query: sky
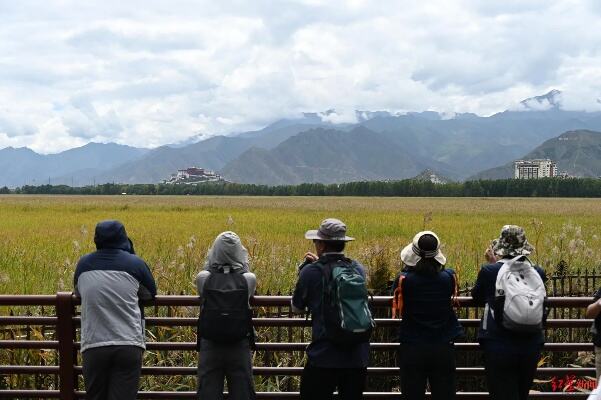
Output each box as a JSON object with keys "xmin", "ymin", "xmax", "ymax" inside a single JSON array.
[{"xmin": 1, "ymin": 0, "xmax": 601, "ymax": 153}]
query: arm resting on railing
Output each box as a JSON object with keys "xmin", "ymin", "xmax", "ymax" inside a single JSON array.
[{"xmin": 586, "ymin": 292, "xmax": 601, "ymax": 319}]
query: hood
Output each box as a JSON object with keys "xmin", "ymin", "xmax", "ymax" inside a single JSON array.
[
  {"xmin": 94, "ymin": 220, "xmax": 132, "ymax": 252},
  {"xmin": 204, "ymin": 231, "xmax": 250, "ymax": 273}
]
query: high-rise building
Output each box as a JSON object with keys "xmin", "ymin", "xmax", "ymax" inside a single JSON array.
[{"xmin": 514, "ymin": 159, "xmax": 557, "ymax": 179}]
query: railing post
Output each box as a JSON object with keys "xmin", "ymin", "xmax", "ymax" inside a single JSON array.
[{"xmin": 56, "ymin": 292, "xmax": 76, "ymax": 400}]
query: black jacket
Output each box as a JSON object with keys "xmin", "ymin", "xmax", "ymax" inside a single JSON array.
[{"xmin": 392, "ymin": 268, "xmax": 464, "ymax": 344}]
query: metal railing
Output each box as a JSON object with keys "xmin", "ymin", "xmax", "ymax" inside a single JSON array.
[{"xmin": 0, "ymin": 294, "xmax": 596, "ymax": 399}]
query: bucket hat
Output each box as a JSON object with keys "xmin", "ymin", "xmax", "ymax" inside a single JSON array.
[
  {"xmin": 305, "ymin": 218, "xmax": 355, "ymax": 241},
  {"xmin": 492, "ymin": 225, "xmax": 534, "ymax": 257},
  {"xmin": 400, "ymin": 231, "xmax": 447, "ymax": 267}
]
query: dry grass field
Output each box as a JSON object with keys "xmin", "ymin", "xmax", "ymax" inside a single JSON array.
[
  {"xmin": 1, "ymin": 195, "xmax": 601, "ymax": 295},
  {"xmin": 2, "ymin": 195, "xmax": 600, "ymax": 392}
]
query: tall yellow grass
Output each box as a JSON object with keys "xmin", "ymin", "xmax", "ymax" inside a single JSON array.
[{"xmin": 2, "ymin": 195, "xmax": 601, "ymax": 296}]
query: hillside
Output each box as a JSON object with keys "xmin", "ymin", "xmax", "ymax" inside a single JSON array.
[
  {"xmin": 70, "ymin": 122, "xmax": 331, "ymax": 184},
  {"xmin": 0, "ymin": 143, "xmax": 148, "ymax": 187},
  {"xmin": 220, "ymin": 126, "xmax": 447, "ymax": 185},
  {"xmin": 472, "ymin": 130, "xmax": 601, "ymax": 179},
  {"xmin": 361, "ymin": 111, "xmax": 601, "ymax": 178}
]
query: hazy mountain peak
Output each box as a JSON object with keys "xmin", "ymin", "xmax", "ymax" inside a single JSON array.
[
  {"xmin": 519, "ymin": 89, "xmax": 562, "ymax": 111},
  {"xmin": 0, "ymin": 146, "xmax": 39, "ymax": 156}
]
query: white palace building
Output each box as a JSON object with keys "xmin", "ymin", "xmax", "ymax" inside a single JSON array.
[{"xmin": 513, "ymin": 159, "xmax": 558, "ymax": 179}]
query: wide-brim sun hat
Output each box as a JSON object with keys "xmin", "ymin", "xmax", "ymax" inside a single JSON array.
[
  {"xmin": 305, "ymin": 218, "xmax": 355, "ymax": 241},
  {"xmin": 400, "ymin": 231, "xmax": 447, "ymax": 267},
  {"xmin": 492, "ymin": 225, "xmax": 534, "ymax": 257}
]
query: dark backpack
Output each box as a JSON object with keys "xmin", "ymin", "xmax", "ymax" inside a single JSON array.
[
  {"xmin": 318, "ymin": 257, "xmax": 375, "ymax": 346},
  {"xmin": 197, "ymin": 271, "xmax": 253, "ymax": 346}
]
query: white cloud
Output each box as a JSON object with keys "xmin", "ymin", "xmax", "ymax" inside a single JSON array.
[
  {"xmin": 0, "ymin": 0, "xmax": 600, "ymax": 152},
  {"xmin": 319, "ymin": 110, "xmax": 359, "ymax": 124}
]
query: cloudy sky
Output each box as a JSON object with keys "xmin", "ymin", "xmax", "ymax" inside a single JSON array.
[{"xmin": 1, "ymin": 0, "xmax": 601, "ymax": 153}]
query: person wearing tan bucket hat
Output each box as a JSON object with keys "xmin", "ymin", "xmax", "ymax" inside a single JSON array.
[
  {"xmin": 391, "ymin": 231, "xmax": 464, "ymax": 400},
  {"xmin": 472, "ymin": 225, "xmax": 547, "ymax": 400},
  {"xmin": 292, "ymin": 218, "xmax": 373, "ymax": 400}
]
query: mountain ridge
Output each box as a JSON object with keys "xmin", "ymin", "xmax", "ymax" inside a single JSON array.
[{"xmin": 4, "ymin": 91, "xmax": 601, "ymax": 186}]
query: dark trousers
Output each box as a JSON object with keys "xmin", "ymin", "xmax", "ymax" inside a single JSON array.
[
  {"xmin": 483, "ymin": 349, "xmax": 541, "ymax": 400},
  {"xmin": 399, "ymin": 343, "xmax": 456, "ymax": 400},
  {"xmin": 197, "ymin": 338, "xmax": 256, "ymax": 400},
  {"xmin": 82, "ymin": 345, "xmax": 143, "ymax": 400},
  {"xmin": 300, "ymin": 364, "xmax": 367, "ymax": 400}
]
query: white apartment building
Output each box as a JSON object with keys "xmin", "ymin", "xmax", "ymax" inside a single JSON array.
[{"xmin": 514, "ymin": 159, "xmax": 557, "ymax": 179}]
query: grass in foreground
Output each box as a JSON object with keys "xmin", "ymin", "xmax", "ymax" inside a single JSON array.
[{"xmin": 1, "ymin": 195, "xmax": 600, "ymax": 295}]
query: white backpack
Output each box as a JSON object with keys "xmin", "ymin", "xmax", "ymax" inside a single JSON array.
[{"xmin": 494, "ymin": 255, "xmax": 546, "ymax": 332}]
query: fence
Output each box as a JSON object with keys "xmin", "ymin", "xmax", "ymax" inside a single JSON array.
[
  {"xmin": 456, "ymin": 270, "xmax": 601, "ymax": 297},
  {"xmin": 0, "ymin": 294, "xmax": 597, "ymax": 399}
]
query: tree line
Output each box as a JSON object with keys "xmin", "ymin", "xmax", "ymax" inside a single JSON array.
[{"xmin": 2, "ymin": 177, "xmax": 601, "ymax": 197}]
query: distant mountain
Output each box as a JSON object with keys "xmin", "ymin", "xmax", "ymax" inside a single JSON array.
[
  {"xmin": 471, "ymin": 130, "xmax": 601, "ymax": 179},
  {"xmin": 80, "ymin": 122, "xmax": 336, "ymax": 184},
  {"xmin": 519, "ymin": 89, "xmax": 562, "ymax": 110},
  {"xmin": 0, "ymin": 143, "xmax": 148, "ymax": 187},
  {"xmin": 87, "ymin": 136, "xmax": 253, "ymax": 184},
  {"xmin": 4, "ymin": 91, "xmax": 601, "ymax": 186},
  {"xmin": 220, "ymin": 127, "xmax": 451, "ymax": 185},
  {"xmin": 359, "ymin": 99, "xmax": 601, "ymax": 178}
]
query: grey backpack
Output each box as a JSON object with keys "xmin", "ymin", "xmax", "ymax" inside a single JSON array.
[{"xmin": 494, "ymin": 255, "xmax": 546, "ymax": 332}]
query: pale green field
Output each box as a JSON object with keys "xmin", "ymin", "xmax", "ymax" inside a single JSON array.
[{"xmin": 1, "ymin": 195, "xmax": 601, "ymax": 295}]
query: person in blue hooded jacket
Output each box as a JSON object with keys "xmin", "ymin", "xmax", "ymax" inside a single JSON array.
[
  {"xmin": 74, "ymin": 220, "xmax": 156, "ymax": 400},
  {"xmin": 392, "ymin": 231, "xmax": 464, "ymax": 400},
  {"xmin": 471, "ymin": 225, "xmax": 547, "ymax": 400}
]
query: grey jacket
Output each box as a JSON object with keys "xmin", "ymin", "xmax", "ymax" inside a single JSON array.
[{"xmin": 74, "ymin": 221, "xmax": 156, "ymax": 352}]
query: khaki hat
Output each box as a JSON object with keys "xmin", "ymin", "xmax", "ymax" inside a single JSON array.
[
  {"xmin": 400, "ymin": 231, "xmax": 447, "ymax": 267},
  {"xmin": 492, "ymin": 225, "xmax": 534, "ymax": 257},
  {"xmin": 305, "ymin": 218, "xmax": 355, "ymax": 241}
]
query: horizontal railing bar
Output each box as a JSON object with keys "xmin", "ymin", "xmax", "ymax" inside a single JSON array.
[
  {"xmin": 0, "ymin": 340, "xmax": 592, "ymax": 352},
  {"xmin": 145, "ymin": 342, "xmax": 594, "ymax": 352},
  {"xmin": 0, "ymin": 340, "xmax": 59, "ymax": 349},
  {"xmin": 0, "ymin": 391, "xmax": 588, "ymax": 400},
  {"xmin": 4, "ymin": 365, "xmax": 592, "ymax": 377},
  {"xmin": 0, "ymin": 316, "xmax": 57, "ymax": 325},
  {"xmin": 0, "ymin": 390, "xmax": 60, "ymax": 398},
  {"xmin": 153, "ymin": 295, "xmax": 596, "ymax": 308},
  {"xmin": 138, "ymin": 317, "xmax": 593, "ymax": 328},
  {"xmin": 0, "ymin": 315, "xmax": 593, "ymax": 328},
  {"xmin": 0, "ymin": 295, "xmax": 57, "ymax": 306},
  {"xmin": 0, "ymin": 295, "xmax": 595, "ymax": 308},
  {"xmin": 0, "ymin": 365, "xmax": 59, "ymax": 373},
  {"xmin": 24, "ymin": 366, "xmax": 585, "ymax": 377},
  {"xmin": 73, "ymin": 392, "xmax": 590, "ymax": 399}
]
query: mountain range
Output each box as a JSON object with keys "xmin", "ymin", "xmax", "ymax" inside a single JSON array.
[
  {"xmin": 221, "ymin": 126, "xmax": 440, "ymax": 185},
  {"xmin": 3, "ymin": 90, "xmax": 601, "ymax": 187}
]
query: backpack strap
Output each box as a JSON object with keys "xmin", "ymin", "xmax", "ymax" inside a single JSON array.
[
  {"xmin": 316, "ymin": 256, "xmax": 353, "ymax": 283},
  {"xmin": 392, "ymin": 273, "xmax": 406, "ymax": 319},
  {"xmin": 502, "ymin": 255, "xmax": 531, "ymax": 268}
]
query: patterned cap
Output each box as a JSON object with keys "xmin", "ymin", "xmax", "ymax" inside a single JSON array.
[{"xmin": 492, "ymin": 225, "xmax": 534, "ymax": 257}]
